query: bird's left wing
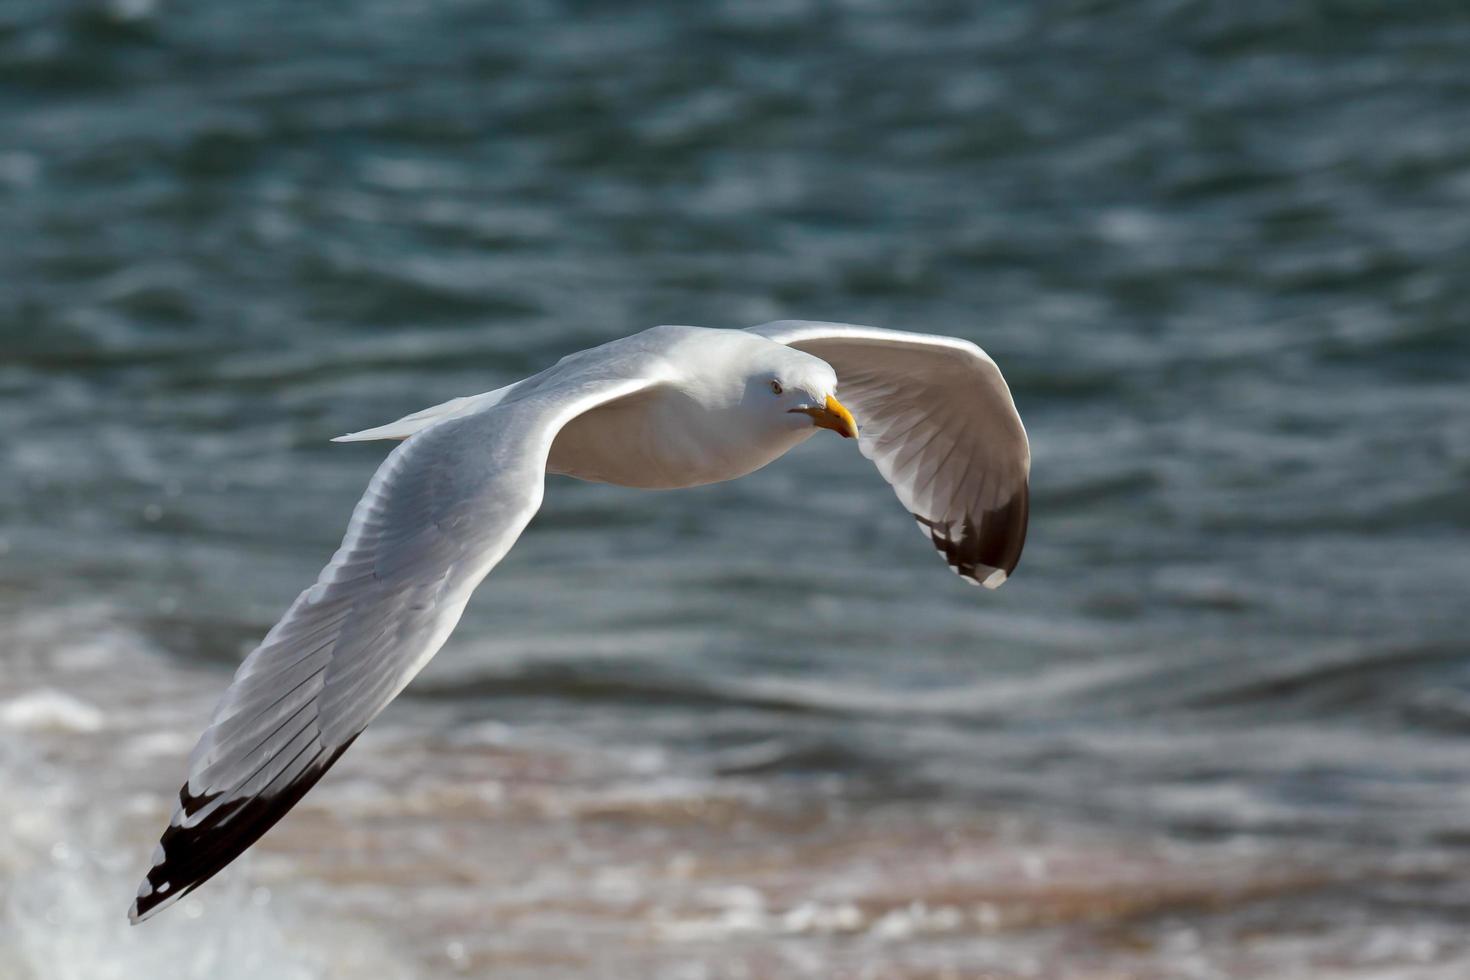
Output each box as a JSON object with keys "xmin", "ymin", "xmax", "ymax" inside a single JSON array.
[
  {"xmin": 749, "ymin": 320, "xmax": 1029, "ymax": 588},
  {"xmin": 130, "ymin": 375, "xmax": 658, "ymax": 923}
]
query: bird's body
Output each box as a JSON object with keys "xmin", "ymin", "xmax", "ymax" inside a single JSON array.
[
  {"xmin": 543, "ymin": 326, "xmax": 833, "ymax": 488},
  {"xmin": 129, "ymin": 321, "xmax": 1030, "ymax": 924}
]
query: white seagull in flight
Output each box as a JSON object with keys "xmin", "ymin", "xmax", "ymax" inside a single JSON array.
[{"xmin": 129, "ymin": 320, "xmax": 1030, "ymax": 923}]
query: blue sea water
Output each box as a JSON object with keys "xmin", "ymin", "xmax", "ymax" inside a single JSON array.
[{"xmin": 2, "ymin": 1, "xmax": 1469, "ymax": 976}]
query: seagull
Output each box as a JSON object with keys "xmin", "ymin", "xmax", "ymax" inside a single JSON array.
[{"xmin": 128, "ymin": 320, "xmax": 1030, "ymax": 923}]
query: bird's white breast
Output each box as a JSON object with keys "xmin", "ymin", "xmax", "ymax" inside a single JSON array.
[{"xmin": 546, "ymin": 384, "xmax": 813, "ymax": 490}]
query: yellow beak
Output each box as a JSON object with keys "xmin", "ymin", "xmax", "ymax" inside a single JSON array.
[{"xmin": 791, "ymin": 395, "xmax": 859, "ymax": 439}]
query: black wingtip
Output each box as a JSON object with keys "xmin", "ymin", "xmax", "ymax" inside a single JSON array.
[
  {"xmin": 128, "ymin": 736, "xmax": 359, "ymax": 924},
  {"xmin": 914, "ymin": 482, "xmax": 1029, "ymax": 587},
  {"xmin": 981, "ymin": 484, "xmax": 1029, "ymax": 576}
]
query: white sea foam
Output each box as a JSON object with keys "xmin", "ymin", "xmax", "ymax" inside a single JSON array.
[
  {"xmin": 0, "ymin": 615, "xmax": 416, "ymax": 980},
  {"xmin": 0, "ymin": 689, "xmax": 106, "ymax": 734}
]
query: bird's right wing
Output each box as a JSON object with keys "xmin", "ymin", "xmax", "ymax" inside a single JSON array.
[{"xmin": 130, "ymin": 375, "xmax": 658, "ymax": 923}]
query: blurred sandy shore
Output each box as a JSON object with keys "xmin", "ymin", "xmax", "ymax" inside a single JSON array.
[{"xmin": 4, "ymin": 610, "xmax": 1469, "ymax": 980}]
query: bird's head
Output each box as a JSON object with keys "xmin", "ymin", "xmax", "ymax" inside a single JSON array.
[{"xmin": 742, "ymin": 348, "xmax": 858, "ymax": 440}]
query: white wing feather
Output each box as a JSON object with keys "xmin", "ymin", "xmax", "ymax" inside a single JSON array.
[
  {"xmin": 749, "ymin": 320, "xmax": 1030, "ymax": 587},
  {"xmin": 130, "ymin": 374, "xmax": 657, "ymax": 923}
]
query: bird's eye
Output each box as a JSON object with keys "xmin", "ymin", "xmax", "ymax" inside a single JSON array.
[{"xmin": 770, "ymin": 380, "xmax": 783, "ymax": 395}]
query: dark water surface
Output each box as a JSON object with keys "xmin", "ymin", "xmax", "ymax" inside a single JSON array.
[{"xmin": 3, "ymin": 2, "xmax": 1470, "ymax": 977}]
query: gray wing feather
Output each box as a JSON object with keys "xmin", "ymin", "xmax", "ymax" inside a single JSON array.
[
  {"xmin": 130, "ymin": 374, "xmax": 657, "ymax": 923},
  {"xmin": 750, "ymin": 320, "xmax": 1030, "ymax": 588}
]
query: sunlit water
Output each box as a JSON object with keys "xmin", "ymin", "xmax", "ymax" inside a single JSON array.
[{"xmin": 3, "ymin": 1, "xmax": 1470, "ymax": 976}]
